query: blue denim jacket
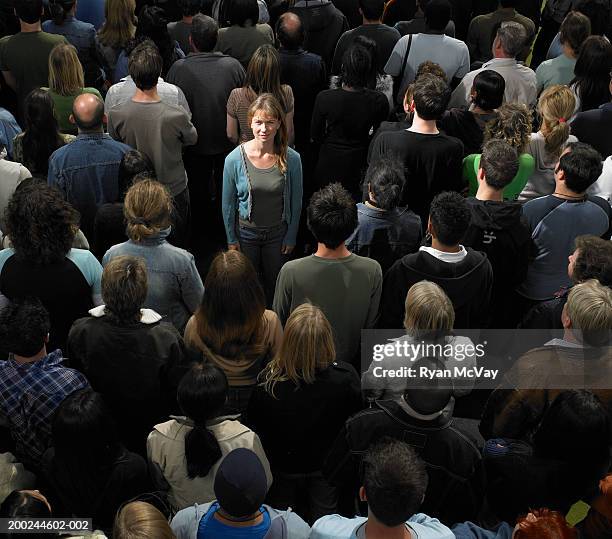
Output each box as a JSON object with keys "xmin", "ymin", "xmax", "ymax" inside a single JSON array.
[
  {"xmin": 0, "ymin": 108, "xmax": 21, "ymax": 160},
  {"xmin": 47, "ymin": 133, "xmax": 131, "ymax": 237},
  {"xmin": 102, "ymin": 228, "xmax": 204, "ymax": 332}
]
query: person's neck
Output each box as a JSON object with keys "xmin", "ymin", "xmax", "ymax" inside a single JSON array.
[
  {"xmin": 362, "ymin": 17, "xmax": 381, "ymax": 25},
  {"xmin": 247, "ymin": 137, "xmax": 275, "ymax": 156},
  {"xmin": 562, "ymin": 43, "xmax": 577, "ymax": 59},
  {"xmin": 562, "ymin": 328, "xmax": 581, "ymax": 345},
  {"xmin": 364, "ymin": 518, "xmax": 412, "ymax": 539},
  {"xmin": 409, "ymin": 113, "xmax": 438, "ymax": 134},
  {"xmin": 470, "ymin": 104, "xmax": 491, "ymax": 115},
  {"xmin": 497, "ymin": 6, "xmax": 515, "ymax": 12},
  {"xmin": 182, "ymin": 14, "xmax": 194, "ymax": 23},
  {"xmin": 493, "ymin": 51, "xmax": 514, "ymax": 60},
  {"xmin": 553, "ymin": 184, "xmax": 585, "ymax": 200},
  {"xmin": 216, "ymin": 507, "xmax": 262, "ymax": 524},
  {"xmin": 132, "ymin": 87, "xmax": 161, "ymax": 102},
  {"xmin": 365, "ymin": 200, "xmax": 384, "ymax": 211},
  {"xmin": 342, "ymin": 83, "xmax": 362, "ymax": 92},
  {"xmin": 14, "ymin": 346, "xmax": 47, "ymax": 364},
  {"xmin": 476, "ymin": 182, "xmax": 504, "ymax": 201},
  {"xmin": 315, "ymin": 242, "xmax": 351, "ymax": 259},
  {"xmin": 431, "ymin": 237, "xmax": 461, "ymax": 253},
  {"xmin": 78, "ymin": 126, "xmax": 104, "ymax": 136},
  {"xmin": 20, "ymin": 20, "xmax": 41, "ymax": 33}
]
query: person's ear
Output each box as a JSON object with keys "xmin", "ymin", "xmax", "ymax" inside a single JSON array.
[
  {"xmin": 188, "ymin": 34, "xmax": 195, "ymax": 53},
  {"xmin": 427, "ymin": 216, "xmax": 433, "ymax": 236},
  {"xmin": 561, "ymin": 304, "xmax": 572, "ymax": 329},
  {"xmin": 477, "ymin": 166, "xmax": 485, "ymax": 183},
  {"xmin": 44, "ymin": 333, "xmax": 49, "ymax": 344},
  {"xmin": 69, "ymin": 114, "xmax": 76, "ymax": 125},
  {"xmin": 409, "ymin": 99, "xmax": 416, "ymax": 113},
  {"xmin": 359, "ymin": 486, "xmax": 367, "ymax": 502},
  {"xmin": 102, "ymin": 113, "xmax": 108, "ymax": 125}
]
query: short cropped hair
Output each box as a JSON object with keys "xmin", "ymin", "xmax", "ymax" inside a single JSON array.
[
  {"xmin": 412, "ymin": 74, "xmax": 451, "ymax": 121},
  {"xmin": 424, "ymin": 0, "xmax": 451, "ymax": 32},
  {"xmin": 429, "ymin": 191, "xmax": 471, "ymax": 246},
  {"xmin": 359, "ymin": 0, "xmax": 385, "ymax": 21},
  {"xmin": 275, "ymin": 13, "xmax": 304, "ymax": 50},
  {"xmin": 480, "ymin": 139, "xmax": 519, "ymax": 190},
  {"xmin": 178, "ymin": 0, "xmax": 202, "ymax": 17},
  {"xmin": 72, "ymin": 95, "xmax": 105, "ymax": 130},
  {"xmin": 574, "ymin": 235, "xmax": 612, "ymax": 285},
  {"xmin": 0, "ymin": 298, "xmax": 50, "ymax": 357},
  {"xmin": 560, "ymin": 11, "xmax": 591, "ymax": 53},
  {"xmin": 362, "ymin": 439, "xmax": 428, "ymax": 526},
  {"xmin": 16, "ymin": 0, "xmax": 43, "ymax": 23},
  {"xmin": 190, "ymin": 14, "xmax": 218, "ymax": 52},
  {"xmin": 495, "ymin": 21, "xmax": 526, "ymax": 58},
  {"xmin": 366, "ymin": 159, "xmax": 405, "ymax": 210},
  {"xmin": 559, "ymin": 142, "xmax": 603, "ymax": 194},
  {"xmin": 128, "ymin": 40, "xmax": 162, "ymax": 90},
  {"xmin": 566, "ymin": 279, "xmax": 612, "ymax": 346},
  {"xmin": 228, "ymin": 0, "xmax": 259, "ymax": 26},
  {"xmin": 307, "ymin": 183, "xmax": 358, "ymax": 249}
]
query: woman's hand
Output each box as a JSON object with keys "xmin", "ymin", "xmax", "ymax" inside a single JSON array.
[
  {"xmin": 281, "ymin": 245, "xmax": 294, "ymax": 255},
  {"xmin": 228, "ymin": 243, "xmax": 241, "ymax": 251}
]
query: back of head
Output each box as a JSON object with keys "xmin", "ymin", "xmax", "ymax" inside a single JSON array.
[
  {"xmin": 245, "ymin": 45, "xmax": 285, "ymax": 108},
  {"xmin": 566, "ymin": 278, "xmax": 612, "ymax": 346},
  {"xmin": 499, "ymin": 0, "xmax": 518, "ymax": 6},
  {"xmin": 403, "ymin": 356, "xmax": 454, "ymax": 414},
  {"xmin": 0, "ymin": 490, "xmax": 54, "ymax": 538},
  {"xmin": 366, "ymin": 159, "xmax": 405, "ymax": 210},
  {"xmin": 124, "ymin": 179, "xmax": 172, "ymax": 242},
  {"xmin": 307, "ymin": 182, "xmax": 358, "ymax": 248},
  {"xmin": 214, "ymin": 448, "xmax": 268, "ymax": 518},
  {"xmin": 362, "ymin": 438, "xmax": 428, "ymax": 526},
  {"xmin": 16, "ymin": 0, "xmax": 43, "ymax": 23},
  {"xmin": 114, "ymin": 501, "xmax": 175, "ymax": 539},
  {"xmin": 495, "ymin": 21, "xmax": 526, "ymax": 58},
  {"xmin": 128, "ymin": 40, "xmax": 162, "ymax": 91},
  {"xmin": 228, "ymin": 0, "xmax": 259, "ymax": 27},
  {"xmin": 72, "ymin": 92, "xmax": 105, "ymax": 131},
  {"xmin": 480, "ymin": 139, "xmax": 519, "ymax": 190},
  {"xmin": 558, "ymin": 141, "xmax": 603, "ymax": 194},
  {"xmin": 412, "ymin": 74, "xmax": 451, "ymax": 121},
  {"xmin": 575, "ymin": 0, "xmax": 611, "ymax": 36},
  {"xmin": 275, "ymin": 12, "xmax": 304, "ymax": 50},
  {"xmin": 559, "ymin": 11, "xmax": 591, "ymax": 53},
  {"xmin": 102, "ymin": 255, "xmax": 148, "ymax": 324},
  {"xmin": 514, "ymin": 509, "xmax": 578, "ymax": 539},
  {"xmin": 415, "ymin": 60, "xmax": 448, "ymax": 83},
  {"xmin": 178, "ymin": 0, "xmax": 202, "ymax": 17},
  {"xmin": 49, "ymin": 43, "xmax": 84, "ymax": 96},
  {"xmin": 99, "ymin": 0, "xmax": 136, "ymax": 49},
  {"xmin": 5, "ymin": 181, "xmax": 79, "ymax": 265},
  {"xmin": 573, "ymin": 235, "xmax": 612, "ymax": 285},
  {"xmin": 48, "ymin": 0, "xmax": 75, "ymax": 25},
  {"xmin": 22, "ymin": 88, "xmax": 62, "ymax": 173},
  {"xmin": 484, "ymin": 102, "xmax": 532, "ymax": 153},
  {"xmin": 359, "ymin": 0, "xmax": 385, "ymax": 21},
  {"xmin": 190, "ymin": 14, "xmax": 218, "ymax": 52},
  {"xmin": 471, "ymin": 69, "xmax": 505, "ymax": 111},
  {"xmin": 135, "ymin": 5, "xmax": 170, "ymax": 43},
  {"xmin": 118, "ymin": 150, "xmax": 155, "ymax": 197},
  {"xmin": 0, "ymin": 299, "xmax": 50, "ymax": 358},
  {"xmin": 178, "ymin": 363, "xmax": 227, "ymax": 478},
  {"xmin": 424, "ymin": 0, "xmax": 451, "ymax": 32},
  {"xmin": 538, "ymin": 85, "xmax": 575, "ymax": 158},
  {"xmin": 340, "ymin": 42, "xmax": 373, "ymax": 88},
  {"xmin": 429, "ymin": 191, "xmax": 471, "ymax": 247},
  {"xmin": 403, "ymin": 280, "xmax": 455, "ymax": 337}
]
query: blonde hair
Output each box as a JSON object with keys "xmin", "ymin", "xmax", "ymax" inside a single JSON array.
[
  {"xmin": 260, "ymin": 303, "xmax": 335, "ymax": 397},
  {"xmin": 48, "ymin": 43, "xmax": 84, "ymax": 96},
  {"xmin": 114, "ymin": 501, "xmax": 175, "ymax": 539},
  {"xmin": 247, "ymin": 93, "xmax": 289, "ymax": 174},
  {"xmin": 98, "ymin": 0, "xmax": 136, "ymax": 48},
  {"xmin": 538, "ymin": 84, "xmax": 576, "ymax": 158},
  {"xmin": 484, "ymin": 102, "xmax": 532, "ymax": 153},
  {"xmin": 567, "ymin": 279, "xmax": 612, "ymax": 345},
  {"xmin": 124, "ymin": 179, "xmax": 172, "ymax": 242},
  {"xmin": 404, "ymin": 281, "xmax": 455, "ymax": 339}
]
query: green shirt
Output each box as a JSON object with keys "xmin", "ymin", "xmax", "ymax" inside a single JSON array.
[
  {"xmin": 43, "ymin": 87, "xmax": 103, "ymax": 134},
  {"xmin": 535, "ymin": 53, "xmax": 576, "ymax": 94},
  {"xmin": 463, "ymin": 153, "xmax": 535, "ymax": 200}
]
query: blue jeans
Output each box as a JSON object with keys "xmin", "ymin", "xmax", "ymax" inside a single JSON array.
[{"xmin": 239, "ymin": 222, "xmax": 287, "ymax": 307}]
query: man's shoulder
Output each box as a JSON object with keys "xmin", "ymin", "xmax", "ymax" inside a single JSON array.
[{"xmin": 311, "ymin": 515, "xmax": 365, "ymax": 539}]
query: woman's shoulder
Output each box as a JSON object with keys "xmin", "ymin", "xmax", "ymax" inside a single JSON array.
[{"xmin": 225, "ymin": 145, "xmax": 243, "ymax": 165}]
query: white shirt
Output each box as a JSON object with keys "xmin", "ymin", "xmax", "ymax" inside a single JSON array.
[
  {"xmin": 420, "ymin": 245, "xmax": 468, "ymax": 263},
  {"xmin": 589, "ymin": 156, "xmax": 612, "ymax": 205},
  {"xmin": 448, "ymin": 57, "xmax": 537, "ymax": 109}
]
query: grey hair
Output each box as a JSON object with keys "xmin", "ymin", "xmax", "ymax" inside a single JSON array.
[{"xmin": 496, "ymin": 21, "xmax": 526, "ymax": 58}]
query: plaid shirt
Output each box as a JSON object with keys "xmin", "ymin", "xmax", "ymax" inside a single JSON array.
[{"xmin": 0, "ymin": 350, "xmax": 89, "ymax": 468}]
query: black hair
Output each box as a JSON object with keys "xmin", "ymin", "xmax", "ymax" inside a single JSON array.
[
  {"xmin": 471, "ymin": 69, "xmax": 505, "ymax": 111},
  {"xmin": 307, "ymin": 183, "xmax": 358, "ymax": 249},
  {"xmin": 15, "ymin": 0, "xmax": 43, "ymax": 23},
  {"xmin": 0, "ymin": 490, "xmax": 53, "ymax": 539},
  {"xmin": 128, "ymin": 40, "xmax": 163, "ymax": 90},
  {"xmin": 359, "ymin": 0, "xmax": 384, "ymax": 21},
  {"xmin": 559, "ymin": 142, "xmax": 603, "ymax": 193},
  {"xmin": 5, "ymin": 181, "xmax": 79, "ymax": 265},
  {"xmin": 429, "ymin": 191, "xmax": 471, "ymax": 246},
  {"xmin": 480, "ymin": 139, "xmax": 519, "ymax": 190},
  {"xmin": 353, "ymin": 35, "xmax": 380, "ymax": 81},
  {"xmin": 179, "ymin": 364, "xmax": 228, "ymax": 479},
  {"xmin": 412, "ymin": 74, "xmax": 451, "ymax": 121},
  {"xmin": 48, "ymin": 0, "xmax": 75, "ymax": 25},
  {"xmin": 72, "ymin": 96, "xmax": 105, "ymax": 131},
  {"xmin": 362, "ymin": 438, "xmax": 428, "ymax": 526},
  {"xmin": 403, "ymin": 357, "xmax": 453, "ymax": 414},
  {"xmin": 190, "ymin": 13, "xmax": 218, "ymax": 52},
  {"xmin": 575, "ymin": 0, "xmax": 611, "ymax": 36},
  {"xmin": 228, "ymin": 0, "xmax": 259, "ymax": 27},
  {"xmin": 424, "ymin": 0, "xmax": 451, "ymax": 32},
  {"xmin": 559, "ymin": 11, "xmax": 591, "ymax": 53},
  {"xmin": 275, "ymin": 13, "xmax": 304, "ymax": 50},
  {"xmin": 366, "ymin": 159, "xmax": 405, "ymax": 210},
  {"xmin": 570, "ymin": 35, "xmax": 612, "ymax": 112},
  {"xmin": 118, "ymin": 150, "xmax": 155, "ymax": 198},
  {"xmin": 21, "ymin": 89, "xmax": 65, "ymax": 175},
  {"xmin": 340, "ymin": 42, "xmax": 373, "ymax": 89},
  {"xmin": 0, "ymin": 298, "xmax": 50, "ymax": 357},
  {"xmin": 499, "ymin": 0, "xmax": 518, "ymax": 6},
  {"xmin": 178, "ymin": 0, "xmax": 202, "ymax": 17}
]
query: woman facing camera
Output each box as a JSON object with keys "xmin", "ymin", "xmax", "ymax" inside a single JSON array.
[
  {"xmin": 222, "ymin": 93, "xmax": 302, "ymax": 305},
  {"xmin": 184, "ymin": 250, "xmax": 283, "ymax": 413}
]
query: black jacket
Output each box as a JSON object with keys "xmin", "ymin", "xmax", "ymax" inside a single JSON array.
[
  {"xmin": 378, "ymin": 247, "xmax": 493, "ymax": 329},
  {"xmin": 324, "ymin": 399, "xmax": 485, "ymax": 525},
  {"xmin": 463, "ymin": 198, "xmax": 532, "ymax": 328}
]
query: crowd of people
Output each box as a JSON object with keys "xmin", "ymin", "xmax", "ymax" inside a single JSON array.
[{"xmin": 1, "ymin": 0, "xmax": 612, "ymax": 536}]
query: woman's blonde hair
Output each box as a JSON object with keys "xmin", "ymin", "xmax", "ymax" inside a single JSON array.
[
  {"xmin": 260, "ymin": 303, "xmax": 335, "ymax": 397},
  {"xmin": 98, "ymin": 0, "xmax": 136, "ymax": 48},
  {"xmin": 48, "ymin": 43, "xmax": 84, "ymax": 96},
  {"xmin": 538, "ymin": 84, "xmax": 576, "ymax": 158},
  {"xmin": 484, "ymin": 102, "xmax": 532, "ymax": 153},
  {"xmin": 247, "ymin": 93, "xmax": 289, "ymax": 174},
  {"xmin": 404, "ymin": 281, "xmax": 455, "ymax": 339},
  {"xmin": 124, "ymin": 179, "xmax": 172, "ymax": 242},
  {"xmin": 114, "ymin": 501, "xmax": 175, "ymax": 539}
]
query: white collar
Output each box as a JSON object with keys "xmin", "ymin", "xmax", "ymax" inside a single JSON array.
[{"xmin": 88, "ymin": 305, "xmax": 162, "ymax": 324}]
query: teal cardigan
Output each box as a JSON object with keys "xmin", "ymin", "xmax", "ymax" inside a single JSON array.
[{"xmin": 222, "ymin": 145, "xmax": 303, "ymax": 246}]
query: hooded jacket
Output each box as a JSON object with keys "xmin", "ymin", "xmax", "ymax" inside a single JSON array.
[
  {"xmin": 378, "ymin": 247, "xmax": 493, "ymax": 329},
  {"xmin": 463, "ymin": 198, "xmax": 533, "ymax": 327}
]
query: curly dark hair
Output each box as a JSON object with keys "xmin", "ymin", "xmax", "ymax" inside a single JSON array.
[
  {"xmin": 429, "ymin": 191, "xmax": 471, "ymax": 246},
  {"xmin": 5, "ymin": 181, "xmax": 80, "ymax": 265}
]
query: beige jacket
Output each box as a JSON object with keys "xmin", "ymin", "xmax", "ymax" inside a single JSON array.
[{"xmin": 147, "ymin": 416, "xmax": 273, "ymax": 511}]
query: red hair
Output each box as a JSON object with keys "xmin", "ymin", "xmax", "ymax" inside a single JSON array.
[{"xmin": 514, "ymin": 509, "xmax": 577, "ymax": 539}]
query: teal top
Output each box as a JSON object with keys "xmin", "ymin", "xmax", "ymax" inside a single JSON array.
[
  {"xmin": 463, "ymin": 153, "xmax": 535, "ymax": 200},
  {"xmin": 535, "ymin": 53, "xmax": 576, "ymax": 94}
]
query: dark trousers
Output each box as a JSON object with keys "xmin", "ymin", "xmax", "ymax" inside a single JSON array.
[{"xmin": 168, "ymin": 187, "xmax": 190, "ymax": 249}]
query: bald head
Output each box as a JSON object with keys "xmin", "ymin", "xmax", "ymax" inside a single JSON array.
[
  {"xmin": 71, "ymin": 93, "xmax": 105, "ymax": 132},
  {"xmin": 276, "ymin": 12, "xmax": 304, "ymax": 50}
]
